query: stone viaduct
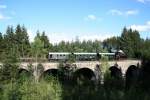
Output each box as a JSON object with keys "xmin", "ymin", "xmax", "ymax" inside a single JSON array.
[{"xmin": 19, "ymin": 60, "xmax": 141, "ymax": 80}]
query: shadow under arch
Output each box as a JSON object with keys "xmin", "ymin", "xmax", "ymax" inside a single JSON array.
[
  {"xmin": 109, "ymin": 66, "xmax": 122, "ymax": 79},
  {"xmin": 125, "ymin": 65, "xmax": 139, "ymax": 89},
  {"xmin": 43, "ymin": 69, "xmax": 59, "ymax": 77},
  {"xmin": 73, "ymin": 68, "xmax": 96, "ymax": 83},
  {"xmin": 104, "ymin": 66, "xmax": 124, "ymax": 89},
  {"xmin": 17, "ymin": 68, "xmax": 33, "ymax": 80},
  {"xmin": 40, "ymin": 68, "xmax": 59, "ymax": 81}
]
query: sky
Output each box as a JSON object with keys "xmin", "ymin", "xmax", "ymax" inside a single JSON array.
[{"xmin": 0, "ymin": 0, "xmax": 150, "ymax": 43}]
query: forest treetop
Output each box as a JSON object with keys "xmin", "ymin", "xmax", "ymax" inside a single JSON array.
[{"xmin": 0, "ymin": 25, "xmax": 150, "ymax": 59}]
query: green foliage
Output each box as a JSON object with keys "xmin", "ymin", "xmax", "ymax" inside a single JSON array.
[
  {"xmin": 1, "ymin": 82, "xmax": 22, "ymax": 100},
  {"xmin": 0, "ymin": 48, "xmax": 19, "ymax": 84},
  {"xmin": 0, "ymin": 63, "xmax": 19, "ymax": 84},
  {"xmin": 0, "ymin": 32, "xmax": 4, "ymax": 60},
  {"xmin": 68, "ymin": 53, "xmax": 76, "ymax": 63},
  {"xmin": 34, "ymin": 31, "xmax": 52, "ymax": 56},
  {"xmin": 1, "ymin": 25, "xmax": 149, "ymax": 60},
  {"xmin": 15, "ymin": 25, "xmax": 30, "ymax": 57},
  {"xmin": 103, "ymin": 27, "xmax": 143, "ymax": 58},
  {"xmin": 103, "ymin": 36, "xmax": 120, "ymax": 51},
  {"xmin": 120, "ymin": 28, "xmax": 141, "ymax": 58},
  {"xmin": 57, "ymin": 62, "xmax": 74, "ymax": 82},
  {"xmin": 31, "ymin": 36, "xmax": 45, "ymax": 58},
  {"xmin": 101, "ymin": 57, "xmax": 124, "ymax": 90},
  {"xmin": 104, "ymin": 70, "xmax": 124, "ymax": 90},
  {"xmin": 141, "ymin": 39, "xmax": 150, "ymax": 60},
  {"xmin": 3, "ymin": 25, "xmax": 30, "ymax": 58},
  {"xmin": 124, "ymin": 88, "xmax": 150, "ymax": 100},
  {"xmin": 37, "ymin": 63, "xmax": 44, "ymax": 74},
  {"xmin": 100, "ymin": 56, "xmax": 109, "ymax": 73},
  {"xmin": 62, "ymin": 79, "xmax": 150, "ymax": 100},
  {"xmin": 17, "ymin": 69, "xmax": 33, "ymax": 83},
  {"xmin": 1, "ymin": 25, "xmax": 150, "ymax": 100},
  {"xmin": 1, "ymin": 80, "xmax": 62, "ymax": 100},
  {"xmin": 52, "ymin": 39, "xmax": 105, "ymax": 53}
]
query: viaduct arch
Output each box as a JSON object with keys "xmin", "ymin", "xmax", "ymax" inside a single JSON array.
[{"xmin": 17, "ymin": 60, "xmax": 140, "ymax": 80}]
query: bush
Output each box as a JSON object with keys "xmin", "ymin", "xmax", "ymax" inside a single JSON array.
[{"xmin": 1, "ymin": 79, "xmax": 62, "ymax": 100}]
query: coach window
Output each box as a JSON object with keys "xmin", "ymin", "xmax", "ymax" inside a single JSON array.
[{"xmin": 49, "ymin": 54, "xmax": 52, "ymax": 58}]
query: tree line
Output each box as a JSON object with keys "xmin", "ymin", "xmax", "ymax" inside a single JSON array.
[
  {"xmin": 103, "ymin": 27, "xmax": 150, "ymax": 59},
  {"xmin": 0, "ymin": 24, "xmax": 150, "ymax": 100},
  {"xmin": 0, "ymin": 25, "xmax": 150, "ymax": 60}
]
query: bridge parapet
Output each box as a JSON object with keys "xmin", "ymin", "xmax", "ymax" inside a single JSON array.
[
  {"xmin": 20, "ymin": 62, "xmax": 59, "ymax": 71},
  {"xmin": 74, "ymin": 61, "xmax": 100, "ymax": 71}
]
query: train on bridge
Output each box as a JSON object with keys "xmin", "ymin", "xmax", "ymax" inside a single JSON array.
[
  {"xmin": 48, "ymin": 50, "xmax": 126, "ymax": 61},
  {"xmin": 48, "ymin": 52, "xmax": 114, "ymax": 61},
  {"xmin": 19, "ymin": 50, "xmax": 126, "ymax": 62}
]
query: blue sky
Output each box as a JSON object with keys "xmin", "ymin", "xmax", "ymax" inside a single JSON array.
[{"xmin": 0, "ymin": 0, "xmax": 150, "ymax": 43}]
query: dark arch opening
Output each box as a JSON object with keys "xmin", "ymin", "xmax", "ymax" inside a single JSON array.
[
  {"xmin": 43, "ymin": 69, "xmax": 59, "ymax": 77},
  {"xmin": 17, "ymin": 68, "xmax": 32, "ymax": 80},
  {"xmin": 40, "ymin": 69, "xmax": 59, "ymax": 81},
  {"xmin": 125, "ymin": 65, "xmax": 139, "ymax": 89},
  {"xmin": 109, "ymin": 66, "xmax": 122, "ymax": 79},
  {"xmin": 105, "ymin": 66, "xmax": 124, "ymax": 89},
  {"xmin": 73, "ymin": 68, "xmax": 95, "ymax": 82},
  {"xmin": 18, "ymin": 68, "xmax": 29, "ymax": 73},
  {"xmin": 126, "ymin": 65, "xmax": 138, "ymax": 77}
]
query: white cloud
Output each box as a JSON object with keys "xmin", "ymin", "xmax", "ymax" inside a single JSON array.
[
  {"xmin": 0, "ymin": 5, "xmax": 13, "ymax": 20},
  {"xmin": 137, "ymin": 0, "xmax": 145, "ymax": 3},
  {"xmin": 109, "ymin": 9, "xmax": 123, "ymax": 15},
  {"xmin": 47, "ymin": 32, "xmax": 115, "ymax": 44},
  {"xmin": 79, "ymin": 34, "xmax": 114, "ymax": 41},
  {"xmin": 136, "ymin": 0, "xmax": 150, "ymax": 3},
  {"xmin": 84, "ymin": 14, "xmax": 102, "ymax": 22},
  {"xmin": 129, "ymin": 21, "xmax": 150, "ymax": 32},
  {"xmin": 0, "ymin": 13, "xmax": 11, "ymax": 20},
  {"xmin": 48, "ymin": 32, "xmax": 75, "ymax": 44},
  {"xmin": 0, "ymin": 5, "xmax": 7, "ymax": 9},
  {"xmin": 27, "ymin": 31, "xmax": 76, "ymax": 43},
  {"xmin": 27, "ymin": 30, "xmax": 115, "ymax": 44},
  {"xmin": 0, "ymin": 14, "xmax": 4, "ymax": 19},
  {"xmin": 108, "ymin": 9, "xmax": 139, "ymax": 16},
  {"xmin": 84, "ymin": 14, "xmax": 101, "ymax": 21},
  {"xmin": 87, "ymin": 15, "xmax": 96, "ymax": 20},
  {"xmin": 125, "ymin": 10, "xmax": 138, "ymax": 16},
  {"xmin": 27, "ymin": 30, "xmax": 35, "ymax": 42}
]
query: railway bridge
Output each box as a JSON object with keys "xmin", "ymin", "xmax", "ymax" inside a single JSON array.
[{"xmin": 19, "ymin": 60, "xmax": 141, "ymax": 80}]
